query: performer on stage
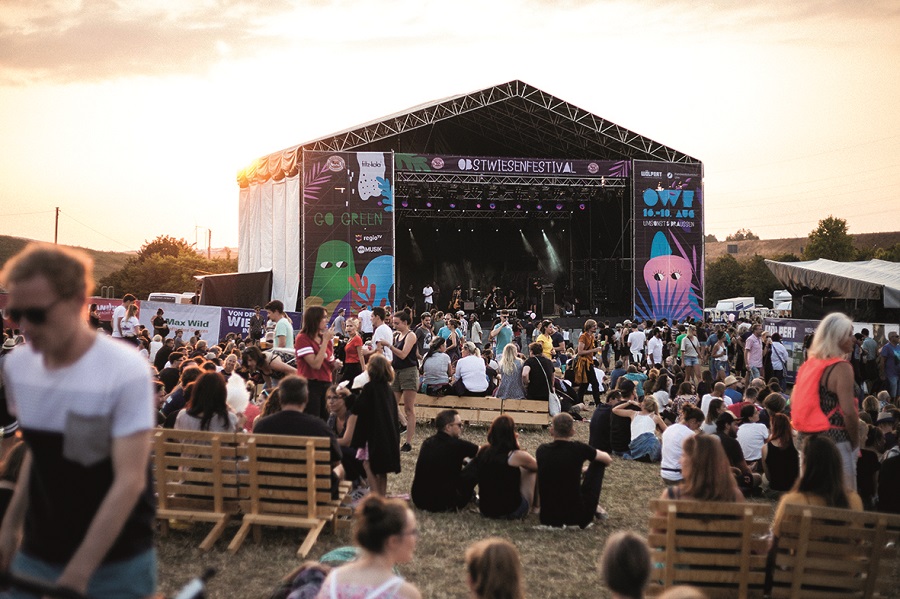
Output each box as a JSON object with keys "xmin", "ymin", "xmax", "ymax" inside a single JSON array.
[{"xmin": 449, "ymin": 285, "xmax": 463, "ymax": 311}]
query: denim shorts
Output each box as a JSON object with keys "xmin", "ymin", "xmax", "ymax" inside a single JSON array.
[
  {"xmin": 9, "ymin": 549, "xmax": 156, "ymax": 599},
  {"xmin": 683, "ymin": 356, "xmax": 699, "ymax": 366}
]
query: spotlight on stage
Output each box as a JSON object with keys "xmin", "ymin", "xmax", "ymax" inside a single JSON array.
[
  {"xmin": 401, "ymin": 201, "xmax": 409, "ymax": 208},
  {"xmin": 515, "ymin": 203, "xmax": 522, "ymax": 210},
  {"xmin": 426, "ymin": 201, "xmax": 433, "ymax": 208},
  {"xmin": 476, "ymin": 203, "xmax": 482, "ymax": 209},
  {"xmin": 536, "ymin": 204, "xmax": 543, "ymax": 210},
  {"xmin": 555, "ymin": 203, "xmax": 563, "ymax": 210},
  {"xmin": 578, "ymin": 203, "xmax": 586, "ymax": 210},
  {"xmin": 449, "ymin": 202, "xmax": 457, "ymax": 209},
  {"xmin": 489, "ymin": 203, "xmax": 496, "ymax": 209}
]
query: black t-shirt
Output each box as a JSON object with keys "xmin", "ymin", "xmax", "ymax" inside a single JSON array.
[
  {"xmin": 253, "ymin": 410, "xmax": 342, "ymax": 465},
  {"xmin": 415, "ymin": 326, "xmax": 433, "ymax": 357},
  {"xmin": 589, "ymin": 403, "xmax": 613, "ymax": 452},
  {"xmin": 536, "ymin": 440, "xmax": 597, "ymax": 527},
  {"xmin": 524, "ymin": 356, "xmax": 555, "ymax": 400},
  {"xmin": 610, "ymin": 401, "xmax": 639, "ymax": 453},
  {"xmin": 158, "ymin": 366, "xmax": 180, "ymax": 394},
  {"xmin": 411, "ymin": 431, "xmax": 478, "ymax": 512},
  {"xmin": 472, "ymin": 447, "xmax": 522, "ymax": 518},
  {"xmin": 551, "ymin": 331, "xmax": 565, "ymax": 352},
  {"xmin": 715, "ymin": 432, "xmax": 746, "ymax": 467}
]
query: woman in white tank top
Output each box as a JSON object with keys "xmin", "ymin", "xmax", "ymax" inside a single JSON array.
[{"xmin": 612, "ymin": 397, "xmax": 668, "ymax": 462}]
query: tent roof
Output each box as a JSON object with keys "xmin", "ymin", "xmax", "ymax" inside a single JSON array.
[
  {"xmin": 237, "ymin": 80, "xmax": 699, "ymax": 187},
  {"xmin": 764, "ymin": 259, "xmax": 900, "ymax": 308}
]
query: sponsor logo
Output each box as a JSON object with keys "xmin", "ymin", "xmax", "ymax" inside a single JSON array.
[
  {"xmin": 640, "ymin": 170, "xmax": 662, "ymax": 177},
  {"xmin": 431, "ymin": 157, "xmax": 444, "ymax": 169},
  {"xmin": 587, "ymin": 162, "xmax": 600, "ymax": 174},
  {"xmin": 326, "ymin": 155, "xmax": 345, "ymax": 172},
  {"xmin": 667, "ymin": 172, "xmax": 673, "ymax": 179},
  {"xmin": 360, "ymin": 159, "xmax": 382, "ymax": 168},
  {"xmin": 356, "ymin": 246, "xmax": 383, "ymax": 254}
]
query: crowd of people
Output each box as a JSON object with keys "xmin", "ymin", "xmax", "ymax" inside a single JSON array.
[{"xmin": 1, "ymin": 242, "xmax": 899, "ymax": 597}]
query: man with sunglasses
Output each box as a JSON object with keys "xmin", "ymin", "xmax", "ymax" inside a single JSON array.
[{"xmin": 0, "ymin": 243, "xmax": 156, "ymax": 598}]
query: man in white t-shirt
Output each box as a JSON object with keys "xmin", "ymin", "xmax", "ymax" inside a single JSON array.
[
  {"xmin": 422, "ymin": 284, "xmax": 434, "ymax": 311},
  {"xmin": 111, "ymin": 293, "xmax": 136, "ymax": 338},
  {"xmin": 627, "ymin": 325, "xmax": 647, "ymax": 365},
  {"xmin": 357, "ymin": 304, "xmax": 374, "ymax": 340},
  {"xmin": 0, "ymin": 243, "xmax": 156, "ymax": 597},
  {"xmin": 361, "ymin": 306, "xmax": 392, "ymax": 362},
  {"xmin": 646, "ymin": 328, "xmax": 664, "ymax": 366},
  {"xmin": 700, "ymin": 382, "xmax": 731, "ymax": 416},
  {"xmin": 736, "ymin": 404, "xmax": 768, "ymax": 464},
  {"xmin": 660, "ymin": 406, "xmax": 703, "ymax": 484}
]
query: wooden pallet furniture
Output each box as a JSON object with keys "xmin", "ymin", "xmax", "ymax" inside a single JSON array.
[
  {"xmin": 227, "ymin": 433, "xmax": 345, "ymax": 558},
  {"xmin": 501, "ymin": 398, "xmax": 552, "ymax": 426},
  {"xmin": 647, "ymin": 499, "xmax": 772, "ymax": 599},
  {"xmin": 768, "ymin": 503, "xmax": 900, "ymax": 599},
  {"xmin": 153, "ymin": 429, "xmax": 247, "ymax": 551},
  {"xmin": 408, "ymin": 394, "xmax": 550, "ymax": 426}
]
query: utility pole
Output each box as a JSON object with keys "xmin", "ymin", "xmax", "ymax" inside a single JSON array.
[
  {"xmin": 54, "ymin": 207, "xmax": 59, "ymax": 244},
  {"xmin": 207, "ymin": 228, "xmax": 212, "ymax": 259}
]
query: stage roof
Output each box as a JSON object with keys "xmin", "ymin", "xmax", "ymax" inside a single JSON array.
[
  {"xmin": 237, "ymin": 80, "xmax": 699, "ymax": 188},
  {"xmin": 765, "ymin": 259, "xmax": 900, "ymax": 309}
]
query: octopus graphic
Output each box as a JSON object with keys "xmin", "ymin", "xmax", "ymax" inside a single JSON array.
[{"xmin": 638, "ymin": 231, "xmax": 699, "ymax": 321}]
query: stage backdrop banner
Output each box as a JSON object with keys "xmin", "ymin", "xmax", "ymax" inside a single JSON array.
[
  {"xmin": 396, "ymin": 153, "xmax": 630, "ymax": 178},
  {"xmin": 301, "ymin": 151, "xmax": 395, "ymax": 318},
  {"xmin": 632, "ymin": 160, "xmax": 704, "ymax": 321}
]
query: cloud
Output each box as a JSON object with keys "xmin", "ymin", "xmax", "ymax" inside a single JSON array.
[{"xmin": 0, "ymin": 0, "xmax": 294, "ymax": 84}]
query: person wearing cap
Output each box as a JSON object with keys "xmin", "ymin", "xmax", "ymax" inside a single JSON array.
[
  {"xmin": 452, "ymin": 342, "xmax": 490, "ymax": 397},
  {"xmin": 455, "ymin": 310, "xmax": 468, "ymax": 337},
  {"xmin": 876, "ymin": 412, "xmax": 897, "ymax": 453}
]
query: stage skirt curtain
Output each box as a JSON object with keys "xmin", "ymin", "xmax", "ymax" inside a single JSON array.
[{"xmin": 237, "ymin": 175, "xmax": 301, "ymax": 310}]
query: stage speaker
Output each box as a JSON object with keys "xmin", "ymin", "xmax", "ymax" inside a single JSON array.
[
  {"xmin": 541, "ymin": 288, "xmax": 556, "ymax": 316},
  {"xmin": 463, "ymin": 301, "xmax": 475, "ymax": 311}
]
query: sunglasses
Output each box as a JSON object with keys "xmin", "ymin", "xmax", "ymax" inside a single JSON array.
[{"xmin": 2, "ymin": 298, "xmax": 64, "ymax": 325}]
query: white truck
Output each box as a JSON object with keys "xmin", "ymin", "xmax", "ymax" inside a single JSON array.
[{"xmin": 714, "ymin": 297, "xmax": 755, "ymax": 311}]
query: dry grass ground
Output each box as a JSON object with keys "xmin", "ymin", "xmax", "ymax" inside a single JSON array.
[{"xmin": 156, "ymin": 415, "xmax": 671, "ymax": 599}]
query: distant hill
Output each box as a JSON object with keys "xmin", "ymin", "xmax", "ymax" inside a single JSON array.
[
  {"xmin": 706, "ymin": 231, "xmax": 900, "ymax": 261},
  {"xmin": 0, "ymin": 235, "xmax": 133, "ymax": 288}
]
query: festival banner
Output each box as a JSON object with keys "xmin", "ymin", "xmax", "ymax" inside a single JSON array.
[
  {"xmin": 632, "ymin": 160, "xmax": 704, "ymax": 321},
  {"xmin": 762, "ymin": 318, "xmax": 818, "ymax": 384},
  {"xmin": 302, "ymin": 151, "xmax": 394, "ymax": 317},
  {"xmin": 139, "ymin": 301, "xmax": 222, "ymax": 342},
  {"xmin": 218, "ymin": 307, "xmax": 302, "ymax": 339},
  {"xmin": 395, "ymin": 154, "xmax": 630, "ymax": 178}
]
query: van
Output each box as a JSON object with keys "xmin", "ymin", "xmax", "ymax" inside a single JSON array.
[{"xmin": 147, "ymin": 292, "xmax": 197, "ymax": 304}]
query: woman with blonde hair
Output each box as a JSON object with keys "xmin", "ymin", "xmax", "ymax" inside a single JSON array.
[
  {"xmin": 495, "ymin": 343, "xmax": 526, "ymax": 400},
  {"xmin": 790, "ymin": 312, "xmax": 860, "ymax": 489},
  {"xmin": 465, "ymin": 538, "xmax": 524, "ymax": 599}
]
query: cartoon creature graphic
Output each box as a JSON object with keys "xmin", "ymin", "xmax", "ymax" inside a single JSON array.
[
  {"xmin": 361, "ymin": 255, "xmax": 394, "ymax": 307},
  {"xmin": 308, "ymin": 240, "xmax": 356, "ymax": 309},
  {"xmin": 357, "ymin": 152, "xmax": 386, "ymax": 201},
  {"xmin": 636, "ymin": 231, "xmax": 700, "ymax": 321}
]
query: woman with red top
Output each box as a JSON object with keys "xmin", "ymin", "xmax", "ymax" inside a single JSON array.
[
  {"xmin": 340, "ymin": 318, "xmax": 364, "ymax": 385},
  {"xmin": 295, "ymin": 306, "xmax": 340, "ymax": 420},
  {"xmin": 790, "ymin": 312, "xmax": 860, "ymax": 489}
]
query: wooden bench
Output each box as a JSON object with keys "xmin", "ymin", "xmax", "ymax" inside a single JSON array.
[
  {"xmin": 228, "ymin": 433, "xmax": 346, "ymax": 558},
  {"xmin": 647, "ymin": 499, "xmax": 772, "ymax": 598},
  {"xmin": 408, "ymin": 394, "xmax": 550, "ymax": 426},
  {"xmin": 153, "ymin": 429, "xmax": 247, "ymax": 551},
  {"xmin": 768, "ymin": 503, "xmax": 900, "ymax": 599}
]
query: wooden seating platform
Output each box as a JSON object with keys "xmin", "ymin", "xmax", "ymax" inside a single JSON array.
[
  {"xmin": 409, "ymin": 393, "xmax": 549, "ymax": 426},
  {"xmin": 647, "ymin": 499, "xmax": 772, "ymax": 598},
  {"xmin": 153, "ymin": 429, "xmax": 350, "ymax": 557},
  {"xmin": 768, "ymin": 503, "xmax": 900, "ymax": 599}
]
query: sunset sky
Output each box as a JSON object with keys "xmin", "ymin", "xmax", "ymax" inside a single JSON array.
[{"xmin": 1, "ymin": 0, "xmax": 898, "ymax": 252}]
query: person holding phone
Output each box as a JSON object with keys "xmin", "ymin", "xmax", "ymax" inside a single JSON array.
[{"xmin": 295, "ymin": 306, "xmax": 340, "ymax": 420}]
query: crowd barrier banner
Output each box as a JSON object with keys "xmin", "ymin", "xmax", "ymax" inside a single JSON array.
[
  {"xmin": 632, "ymin": 160, "xmax": 704, "ymax": 322},
  {"xmin": 140, "ymin": 301, "xmax": 222, "ymax": 342},
  {"xmin": 395, "ymin": 153, "xmax": 630, "ymax": 178},
  {"xmin": 218, "ymin": 307, "xmax": 302, "ymax": 339},
  {"xmin": 706, "ymin": 308, "xmax": 790, "ymax": 323},
  {"xmin": 301, "ymin": 151, "xmax": 394, "ymax": 321}
]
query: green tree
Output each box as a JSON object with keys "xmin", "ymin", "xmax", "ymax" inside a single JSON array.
[
  {"xmin": 705, "ymin": 233, "xmax": 718, "ymax": 243},
  {"xmin": 770, "ymin": 252, "xmax": 801, "ymax": 263},
  {"xmin": 704, "ymin": 254, "xmax": 743, "ymax": 306},
  {"xmin": 725, "ymin": 228, "xmax": 759, "ymax": 241},
  {"xmin": 873, "ymin": 242, "xmax": 900, "ymax": 262},
  {"xmin": 803, "ymin": 216, "xmax": 854, "ymax": 261},
  {"xmin": 99, "ymin": 236, "xmax": 237, "ymax": 298},
  {"xmin": 738, "ymin": 255, "xmax": 782, "ymax": 307}
]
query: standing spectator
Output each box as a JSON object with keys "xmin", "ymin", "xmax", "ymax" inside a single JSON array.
[
  {"xmin": 411, "ymin": 410, "xmax": 478, "ymax": 512},
  {"xmin": 536, "ymin": 413, "xmax": 612, "ymax": 528},
  {"xmin": 339, "ymin": 318, "xmax": 364, "ymax": 384},
  {"xmin": 627, "ymin": 324, "xmax": 647, "ymax": 366},
  {"xmin": 574, "ymin": 320, "xmax": 604, "ymax": 406},
  {"xmin": 265, "ymin": 300, "xmax": 293, "ymax": 350},
  {"xmin": 860, "ymin": 328, "xmax": 879, "ymax": 392},
  {"xmin": 770, "ymin": 333, "xmax": 790, "ymax": 389},
  {"xmin": 0, "ymin": 244, "xmax": 156, "ymax": 597},
  {"xmin": 422, "ymin": 283, "xmax": 434, "ymax": 312},
  {"xmin": 362, "ymin": 306, "xmax": 392, "ymax": 362},
  {"xmin": 791, "ymin": 312, "xmax": 860, "ymax": 489},
  {"xmin": 744, "ymin": 324, "xmax": 764, "ymax": 381},
  {"xmin": 341, "ymin": 355, "xmax": 401, "ymax": 497},
  {"xmin": 151, "ymin": 308, "xmax": 168, "ymax": 339},
  {"xmin": 489, "ymin": 311, "xmax": 514, "ymax": 354},
  {"xmin": 357, "ymin": 304, "xmax": 374, "ymax": 342},
  {"xmin": 248, "ymin": 306, "xmax": 264, "ymax": 345},
  {"xmin": 469, "ymin": 314, "xmax": 483, "ymax": 352},
  {"xmin": 331, "ymin": 308, "xmax": 346, "ymax": 339},
  {"xmin": 294, "ymin": 306, "xmax": 338, "ymax": 420},
  {"xmin": 414, "ymin": 312, "xmax": 434, "ymax": 359},
  {"xmin": 680, "ymin": 325, "xmax": 702, "ymax": 386},
  {"xmin": 878, "ymin": 330, "xmax": 900, "ymax": 399},
  {"xmin": 111, "ymin": 293, "xmax": 136, "ymax": 338},
  {"xmin": 380, "ymin": 311, "xmax": 419, "ymax": 451}
]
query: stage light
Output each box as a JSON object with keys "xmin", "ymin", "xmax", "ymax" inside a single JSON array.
[
  {"xmin": 476, "ymin": 203, "xmax": 482, "ymax": 209},
  {"xmin": 578, "ymin": 203, "xmax": 586, "ymax": 210},
  {"xmin": 401, "ymin": 201, "xmax": 409, "ymax": 208},
  {"xmin": 449, "ymin": 203, "xmax": 456, "ymax": 209},
  {"xmin": 489, "ymin": 203, "xmax": 496, "ymax": 209},
  {"xmin": 515, "ymin": 203, "xmax": 522, "ymax": 210},
  {"xmin": 536, "ymin": 204, "xmax": 542, "ymax": 210},
  {"xmin": 426, "ymin": 201, "xmax": 432, "ymax": 208},
  {"xmin": 555, "ymin": 203, "xmax": 563, "ymax": 210}
]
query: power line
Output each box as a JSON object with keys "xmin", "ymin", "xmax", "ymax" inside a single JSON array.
[
  {"xmin": 3, "ymin": 210, "xmax": 57, "ymax": 217},
  {"xmin": 58, "ymin": 210, "xmax": 135, "ymax": 251}
]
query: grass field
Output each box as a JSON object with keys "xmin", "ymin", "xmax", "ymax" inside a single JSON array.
[{"xmin": 156, "ymin": 416, "xmax": 676, "ymax": 599}]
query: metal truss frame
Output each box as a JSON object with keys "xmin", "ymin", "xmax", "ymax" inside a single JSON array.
[{"xmin": 395, "ymin": 171, "xmax": 628, "ymax": 188}]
